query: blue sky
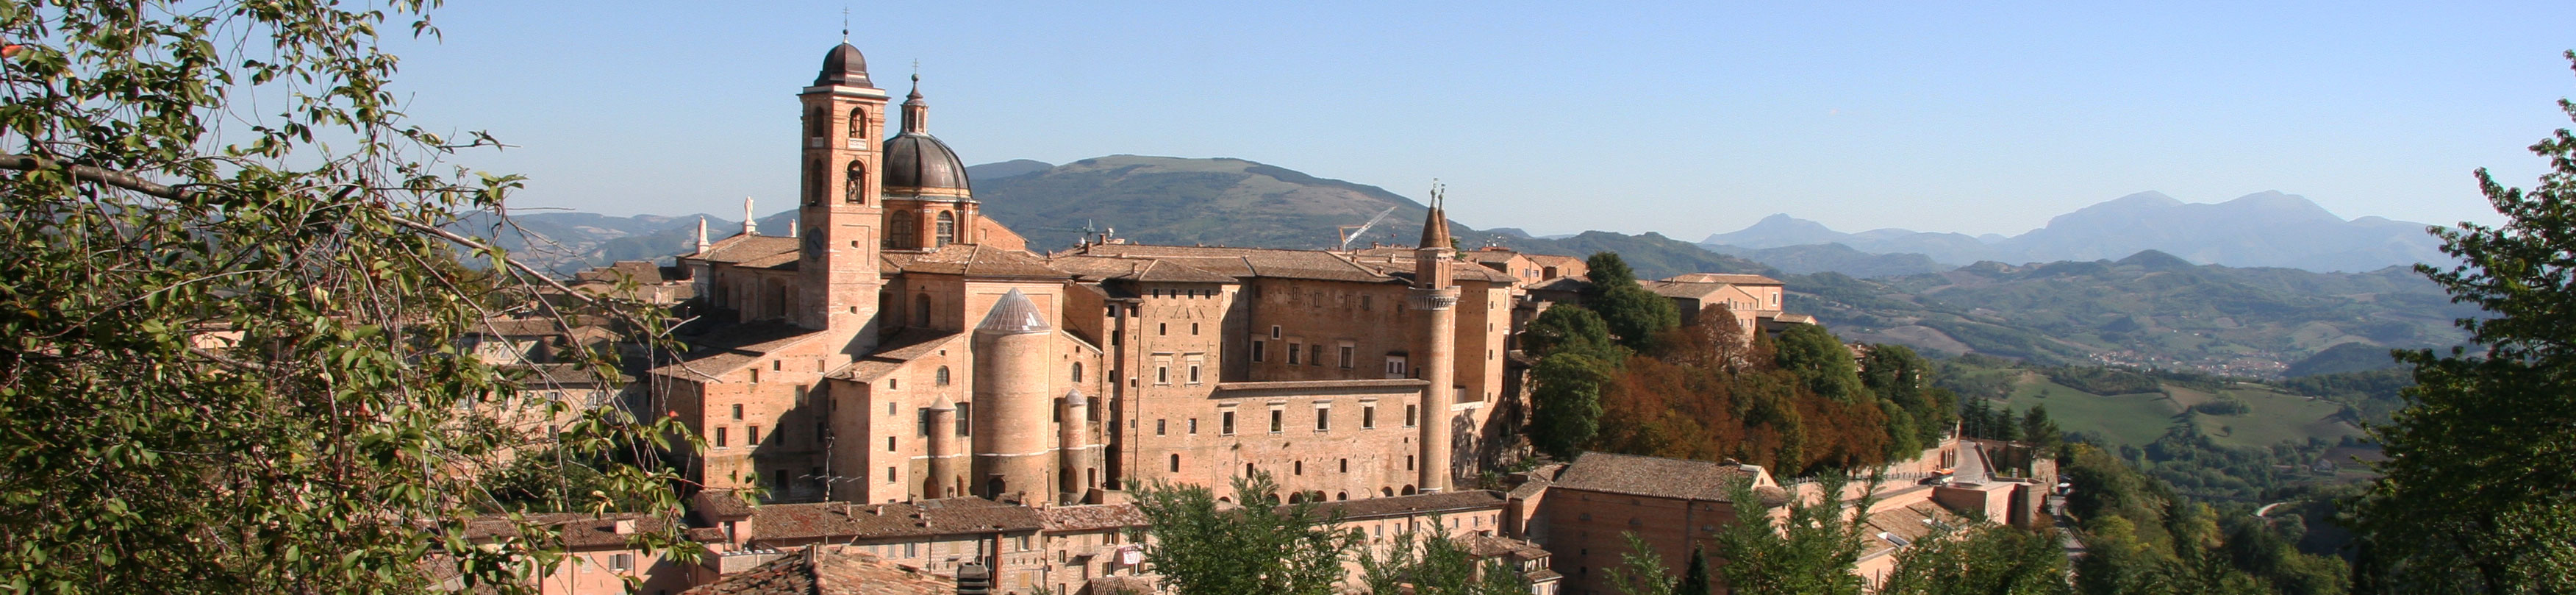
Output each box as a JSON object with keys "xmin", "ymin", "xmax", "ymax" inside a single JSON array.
[{"xmin": 383, "ymin": 1, "xmax": 2576, "ymax": 238}]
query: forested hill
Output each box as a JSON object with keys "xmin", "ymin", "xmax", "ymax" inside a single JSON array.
[{"xmin": 970, "ymin": 156, "xmax": 1772, "ymax": 279}]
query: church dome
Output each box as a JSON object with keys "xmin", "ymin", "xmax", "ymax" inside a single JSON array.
[
  {"xmin": 814, "ymin": 43, "xmax": 873, "ymax": 88},
  {"xmin": 883, "ymin": 132, "xmax": 972, "ymax": 196}
]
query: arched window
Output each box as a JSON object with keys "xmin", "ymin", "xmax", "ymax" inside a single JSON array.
[
  {"xmin": 806, "ymin": 106, "xmax": 826, "ymax": 139},
  {"xmin": 935, "ymin": 366, "xmax": 951, "ymax": 386},
  {"xmin": 1401, "ymin": 485, "xmax": 1417, "ymax": 496},
  {"xmin": 913, "ymin": 293, "xmax": 931, "ymax": 327},
  {"xmin": 888, "ymin": 210, "xmax": 917, "ymax": 248},
  {"xmin": 934, "ymin": 211, "xmax": 956, "ymax": 247},
  {"xmin": 805, "ymin": 159, "xmax": 824, "ymax": 205},
  {"xmin": 1071, "ymin": 362, "xmax": 1084, "ymax": 383},
  {"xmin": 844, "ymin": 161, "xmax": 868, "ymax": 204},
  {"xmin": 1169, "ymin": 454, "xmax": 1181, "ymax": 472},
  {"xmin": 846, "ymin": 107, "xmax": 868, "ymax": 143}
]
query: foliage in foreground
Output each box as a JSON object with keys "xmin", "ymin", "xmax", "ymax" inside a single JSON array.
[
  {"xmin": 1356, "ymin": 513, "xmax": 1529, "ymax": 595},
  {"xmin": 0, "ymin": 2, "xmax": 684, "ymax": 593},
  {"xmin": 1130, "ymin": 472, "xmax": 1360, "ymax": 595},
  {"xmin": 2352, "ymin": 51, "xmax": 2576, "ymax": 595}
]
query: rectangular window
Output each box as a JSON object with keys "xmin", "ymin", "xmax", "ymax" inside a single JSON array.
[
  {"xmin": 1270, "ymin": 325, "xmax": 1281, "ymax": 339},
  {"xmin": 1316, "ymin": 407, "xmax": 1330, "ymax": 431},
  {"xmin": 1309, "ymin": 344, "xmax": 1323, "ymax": 366},
  {"xmin": 747, "ymin": 426, "xmax": 761, "ymax": 445},
  {"xmin": 1363, "ymin": 405, "xmax": 1376, "ymax": 429},
  {"xmin": 1156, "ymin": 419, "xmax": 1167, "ymax": 435},
  {"xmin": 1221, "ymin": 411, "xmax": 1236, "ymax": 435},
  {"xmin": 956, "ymin": 402, "xmax": 972, "ymax": 436},
  {"xmin": 1158, "ymin": 323, "xmax": 1167, "ymax": 335},
  {"xmin": 794, "ymin": 385, "xmax": 809, "ymax": 406},
  {"xmin": 1287, "ymin": 343, "xmax": 1301, "ymax": 365},
  {"xmin": 1190, "ymin": 323, "xmax": 1199, "ymax": 335},
  {"xmin": 1189, "ymin": 418, "xmax": 1199, "ymax": 434},
  {"xmin": 715, "ymin": 427, "xmax": 729, "ymax": 448},
  {"xmin": 731, "ymin": 403, "xmax": 744, "ymax": 420},
  {"xmin": 887, "ymin": 435, "xmax": 895, "ymax": 452},
  {"xmin": 1269, "ymin": 409, "xmax": 1283, "ymax": 433},
  {"xmin": 611, "ymin": 553, "xmax": 634, "ymax": 571},
  {"xmin": 1406, "ymin": 405, "xmax": 1418, "ymax": 427},
  {"xmin": 1156, "ymin": 366, "xmax": 1169, "ymax": 385},
  {"xmin": 885, "ymin": 466, "xmax": 896, "ymax": 482},
  {"xmin": 1251, "ymin": 341, "xmax": 1265, "ymax": 362},
  {"xmin": 1111, "ymin": 329, "xmax": 1122, "ymax": 346},
  {"xmin": 917, "ymin": 408, "xmax": 931, "ymax": 436},
  {"xmin": 1407, "ymin": 455, "xmax": 1416, "ymax": 470},
  {"xmin": 1338, "ymin": 346, "xmax": 1355, "ymax": 368},
  {"xmin": 1188, "ymin": 365, "xmax": 1201, "ymax": 383}
]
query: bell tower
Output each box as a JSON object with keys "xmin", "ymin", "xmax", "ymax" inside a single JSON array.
[{"xmin": 795, "ymin": 42, "xmax": 889, "ymax": 352}]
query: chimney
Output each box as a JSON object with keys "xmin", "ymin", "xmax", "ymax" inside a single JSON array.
[
  {"xmin": 611, "ymin": 519, "xmax": 637, "ymax": 535},
  {"xmin": 955, "ymin": 562, "xmax": 992, "ymax": 594}
]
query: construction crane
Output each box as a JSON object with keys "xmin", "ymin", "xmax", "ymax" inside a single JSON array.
[{"xmin": 1336, "ymin": 207, "xmax": 1398, "ymax": 251}]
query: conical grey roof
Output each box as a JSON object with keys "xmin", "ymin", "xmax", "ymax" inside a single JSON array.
[
  {"xmin": 928, "ymin": 395, "xmax": 956, "ymax": 410},
  {"xmin": 975, "ymin": 288, "xmax": 1050, "ymax": 334},
  {"xmin": 1063, "ymin": 388, "xmax": 1088, "ymax": 407}
]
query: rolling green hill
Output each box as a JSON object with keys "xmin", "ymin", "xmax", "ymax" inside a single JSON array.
[{"xmin": 1789, "ymin": 250, "xmax": 2476, "ymax": 374}]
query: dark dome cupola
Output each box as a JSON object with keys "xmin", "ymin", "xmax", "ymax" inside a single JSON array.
[
  {"xmin": 881, "ymin": 74, "xmax": 971, "ymax": 199},
  {"xmin": 815, "ymin": 43, "xmax": 874, "ymax": 88}
]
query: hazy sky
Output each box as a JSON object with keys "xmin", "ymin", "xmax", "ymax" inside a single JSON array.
[{"xmin": 382, "ymin": 1, "xmax": 2576, "ymax": 238}]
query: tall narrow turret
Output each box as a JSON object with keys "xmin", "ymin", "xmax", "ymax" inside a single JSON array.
[
  {"xmin": 1412, "ymin": 184, "xmax": 1459, "ymax": 493},
  {"xmin": 973, "ymin": 289, "xmax": 1055, "ymax": 502}
]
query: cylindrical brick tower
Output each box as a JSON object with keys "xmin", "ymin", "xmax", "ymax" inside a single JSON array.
[
  {"xmin": 1059, "ymin": 388, "xmax": 1090, "ymax": 499},
  {"xmin": 973, "ymin": 289, "xmax": 1054, "ymax": 502},
  {"xmin": 925, "ymin": 396, "xmax": 958, "ymax": 498}
]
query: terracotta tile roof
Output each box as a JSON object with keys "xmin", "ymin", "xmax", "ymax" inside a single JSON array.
[
  {"xmin": 1317, "ymin": 490, "xmax": 1507, "ymax": 521},
  {"xmin": 1528, "ymin": 277, "xmax": 1591, "ymax": 293},
  {"xmin": 1038, "ymin": 504, "xmax": 1149, "ymax": 532},
  {"xmin": 749, "ymin": 497, "xmax": 1041, "ymax": 544},
  {"xmin": 503, "ymin": 363, "xmax": 627, "ymax": 387},
  {"xmin": 1068, "ymin": 244, "xmax": 1398, "ymax": 283},
  {"xmin": 1553, "ymin": 452, "xmax": 1764, "ymax": 502},
  {"xmin": 827, "ymin": 329, "xmax": 967, "ymax": 382},
  {"xmin": 696, "ymin": 235, "xmax": 801, "ymax": 265},
  {"xmin": 1523, "ymin": 254, "xmax": 1586, "ymax": 268},
  {"xmin": 572, "ymin": 260, "xmax": 683, "ymax": 284},
  {"xmin": 647, "ymin": 321, "xmax": 825, "ymax": 380},
  {"xmin": 1458, "ymin": 534, "xmax": 1550, "ymax": 561},
  {"xmin": 1639, "ymin": 280, "xmax": 1737, "ymax": 301},
  {"xmin": 461, "ymin": 513, "xmax": 712, "ymax": 551},
  {"xmin": 469, "ymin": 316, "xmax": 571, "ymax": 337},
  {"xmin": 683, "ymin": 544, "xmax": 955, "ymax": 595},
  {"xmin": 1661, "ymin": 273, "xmax": 1782, "ymax": 285},
  {"xmin": 888, "ymin": 244, "xmax": 1066, "ymax": 279},
  {"xmin": 1858, "ymin": 503, "xmax": 1963, "ymax": 560},
  {"xmin": 1462, "ymin": 250, "xmax": 1528, "ymax": 264},
  {"xmin": 698, "ymin": 489, "xmax": 756, "ymax": 520},
  {"xmin": 1087, "ymin": 576, "xmax": 1159, "ymax": 594}
]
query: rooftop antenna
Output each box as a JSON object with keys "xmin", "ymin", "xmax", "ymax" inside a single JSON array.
[{"xmin": 840, "ymin": 7, "xmax": 850, "ymax": 41}]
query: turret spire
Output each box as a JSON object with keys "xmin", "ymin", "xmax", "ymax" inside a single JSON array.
[
  {"xmin": 694, "ymin": 216, "xmax": 710, "ymax": 254},
  {"xmin": 1417, "ymin": 179, "xmax": 1452, "ymax": 250},
  {"xmin": 901, "ymin": 70, "xmax": 929, "ymax": 134}
]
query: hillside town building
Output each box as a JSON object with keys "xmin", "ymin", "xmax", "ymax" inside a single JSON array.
[{"xmin": 471, "ymin": 40, "xmax": 2056, "ymax": 595}]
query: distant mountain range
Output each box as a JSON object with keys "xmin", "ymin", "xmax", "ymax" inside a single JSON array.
[
  {"xmin": 1703, "ymin": 191, "xmax": 2451, "ymax": 274},
  {"xmin": 451, "ymin": 155, "xmax": 2466, "ymax": 376}
]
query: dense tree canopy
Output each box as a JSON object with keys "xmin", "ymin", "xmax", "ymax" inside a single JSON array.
[
  {"xmin": 2353, "ymin": 51, "xmax": 2576, "ymax": 595},
  {"xmin": 1131, "ymin": 472, "xmax": 1359, "ymax": 595},
  {"xmin": 0, "ymin": 3, "xmax": 682, "ymax": 593},
  {"xmin": 1584, "ymin": 252, "xmax": 1681, "ymax": 352}
]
